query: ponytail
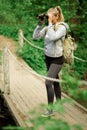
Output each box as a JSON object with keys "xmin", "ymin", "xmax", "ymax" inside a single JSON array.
[
  {"xmin": 55, "ymin": 6, "xmax": 64, "ymax": 22},
  {"xmin": 47, "ymin": 6, "xmax": 64, "ymax": 22}
]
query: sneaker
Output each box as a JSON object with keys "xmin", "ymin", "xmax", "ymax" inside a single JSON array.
[{"xmin": 41, "ymin": 110, "xmax": 55, "ymax": 117}]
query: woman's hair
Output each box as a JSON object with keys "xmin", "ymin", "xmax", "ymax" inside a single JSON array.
[{"xmin": 47, "ymin": 6, "xmax": 64, "ymax": 22}]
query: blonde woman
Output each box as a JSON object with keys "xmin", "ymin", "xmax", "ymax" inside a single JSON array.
[{"xmin": 33, "ymin": 6, "xmax": 69, "ymax": 117}]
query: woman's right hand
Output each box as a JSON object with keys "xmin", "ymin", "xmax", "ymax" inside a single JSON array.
[
  {"xmin": 48, "ymin": 13, "xmax": 53, "ymax": 24},
  {"xmin": 39, "ymin": 19, "xmax": 45, "ymax": 25}
]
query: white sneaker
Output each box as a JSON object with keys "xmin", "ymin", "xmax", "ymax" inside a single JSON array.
[{"xmin": 41, "ymin": 110, "xmax": 55, "ymax": 117}]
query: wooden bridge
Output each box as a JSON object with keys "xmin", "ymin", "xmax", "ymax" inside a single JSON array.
[{"xmin": 0, "ymin": 37, "xmax": 87, "ymax": 129}]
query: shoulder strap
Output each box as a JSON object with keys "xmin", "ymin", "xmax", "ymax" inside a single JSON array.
[{"xmin": 59, "ymin": 23, "xmax": 68, "ymax": 38}]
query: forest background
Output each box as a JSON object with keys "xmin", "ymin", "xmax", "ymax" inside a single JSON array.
[
  {"xmin": 0, "ymin": 0, "xmax": 87, "ymax": 106},
  {"xmin": 0, "ymin": 0, "xmax": 87, "ymax": 130}
]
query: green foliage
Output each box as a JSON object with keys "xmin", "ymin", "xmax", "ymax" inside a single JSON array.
[
  {"xmin": 74, "ymin": 44, "xmax": 87, "ymax": 79},
  {"xmin": 3, "ymin": 99, "xmax": 83, "ymax": 130},
  {"xmin": 30, "ymin": 118, "xmax": 71, "ymax": 130},
  {"xmin": 0, "ymin": 24, "xmax": 18, "ymax": 40},
  {"xmin": 62, "ymin": 64, "xmax": 87, "ymax": 102},
  {"xmin": 2, "ymin": 126, "xmax": 25, "ymax": 130},
  {"xmin": 20, "ymin": 42, "xmax": 47, "ymax": 75},
  {"xmin": 27, "ymin": 99, "xmax": 82, "ymax": 130},
  {"xmin": 78, "ymin": 90, "xmax": 87, "ymax": 100}
]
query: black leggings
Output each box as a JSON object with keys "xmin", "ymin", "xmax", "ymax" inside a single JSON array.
[{"xmin": 45, "ymin": 63, "xmax": 63, "ymax": 104}]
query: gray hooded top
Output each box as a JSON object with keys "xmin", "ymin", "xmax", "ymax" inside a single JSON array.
[{"xmin": 33, "ymin": 22, "xmax": 69, "ymax": 57}]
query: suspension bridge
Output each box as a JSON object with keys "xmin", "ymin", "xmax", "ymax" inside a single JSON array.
[{"xmin": 0, "ymin": 35, "xmax": 87, "ymax": 129}]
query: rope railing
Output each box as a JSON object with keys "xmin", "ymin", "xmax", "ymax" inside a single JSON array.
[
  {"xmin": 8, "ymin": 49, "xmax": 87, "ymax": 86},
  {"xmin": 8, "ymin": 49, "xmax": 65, "ymax": 83},
  {"xmin": 22, "ymin": 36, "xmax": 87, "ymax": 63},
  {"xmin": 23, "ymin": 36, "xmax": 44, "ymax": 51},
  {"xmin": 74, "ymin": 56, "xmax": 87, "ymax": 63}
]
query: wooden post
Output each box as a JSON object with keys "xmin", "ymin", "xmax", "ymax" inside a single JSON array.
[
  {"xmin": 3, "ymin": 46, "xmax": 10, "ymax": 94},
  {"xmin": 18, "ymin": 29, "xmax": 24, "ymax": 48}
]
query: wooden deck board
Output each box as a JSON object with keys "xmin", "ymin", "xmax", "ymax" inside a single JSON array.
[
  {"xmin": 0, "ymin": 53, "xmax": 87, "ymax": 130},
  {"xmin": 65, "ymin": 103, "xmax": 87, "ymax": 124}
]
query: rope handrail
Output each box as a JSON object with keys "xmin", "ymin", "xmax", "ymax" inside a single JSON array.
[
  {"xmin": 74, "ymin": 56, "xmax": 87, "ymax": 63},
  {"xmin": 8, "ymin": 49, "xmax": 65, "ymax": 83},
  {"xmin": 8, "ymin": 49, "xmax": 87, "ymax": 86},
  {"xmin": 23, "ymin": 36, "xmax": 44, "ymax": 51},
  {"xmin": 23, "ymin": 36, "xmax": 87, "ymax": 63}
]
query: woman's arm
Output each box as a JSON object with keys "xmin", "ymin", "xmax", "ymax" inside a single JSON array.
[
  {"xmin": 45, "ymin": 24, "xmax": 66, "ymax": 41},
  {"xmin": 33, "ymin": 25, "xmax": 47, "ymax": 40}
]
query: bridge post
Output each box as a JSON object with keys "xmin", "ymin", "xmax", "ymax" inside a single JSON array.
[
  {"xmin": 18, "ymin": 29, "xmax": 24, "ymax": 48},
  {"xmin": 3, "ymin": 46, "xmax": 10, "ymax": 94}
]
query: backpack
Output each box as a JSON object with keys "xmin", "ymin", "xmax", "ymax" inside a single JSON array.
[
  {"xmin": 55, "ymin": 23, "xmax": 77, "ymax": 64},
  {"xmin": 63, "ymin": 34, "xmax": 77, "ymax": 64}
]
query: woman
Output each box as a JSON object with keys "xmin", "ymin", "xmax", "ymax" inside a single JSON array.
[{"xmin": 33, "ymin": 6, "xmax": 69, "ymax": 117}]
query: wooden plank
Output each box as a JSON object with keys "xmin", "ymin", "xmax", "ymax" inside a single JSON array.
[
  {"xmin": 3, "ymin": 94, "xmax": 27, "ymax": 127},
  {"xmin": 62, "ymin": 93, "xmax": 87, "ymax": 112}
]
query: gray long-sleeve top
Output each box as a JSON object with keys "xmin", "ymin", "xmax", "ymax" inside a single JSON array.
[{"xmin": 33, "ymin": 22, "xmax": 69, "ymax": 57}]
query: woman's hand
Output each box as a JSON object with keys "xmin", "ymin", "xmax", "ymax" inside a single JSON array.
[
  {"xmin": 39, "ymin": 19, "xmax": 45, "ymax": 25},
  {"xmin": 48, "ymin": 13, "xmax": 53, "ymax": 24}
]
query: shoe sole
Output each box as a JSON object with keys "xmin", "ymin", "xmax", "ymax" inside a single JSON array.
[{"xmin": 41, "ymin": 113, "xmax": 55, "ymax": 117}]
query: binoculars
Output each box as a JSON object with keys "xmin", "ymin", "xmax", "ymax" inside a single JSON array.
[{"xmin": 37, "ymin": 14, "xmax": 48, "ymax": 21}]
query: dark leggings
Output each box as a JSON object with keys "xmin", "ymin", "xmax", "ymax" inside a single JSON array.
[{"xmin": 45, "ymin": 63, "xmax": 63, "ymax": 104}]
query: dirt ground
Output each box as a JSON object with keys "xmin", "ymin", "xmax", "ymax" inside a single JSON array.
[
  {"xmin": 0, "ymin": 35, "xmax": 18, "ymax": 84},
  {"xmin": 0, "ymin": 35, "xmax": 17, "ymax": 52}
]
